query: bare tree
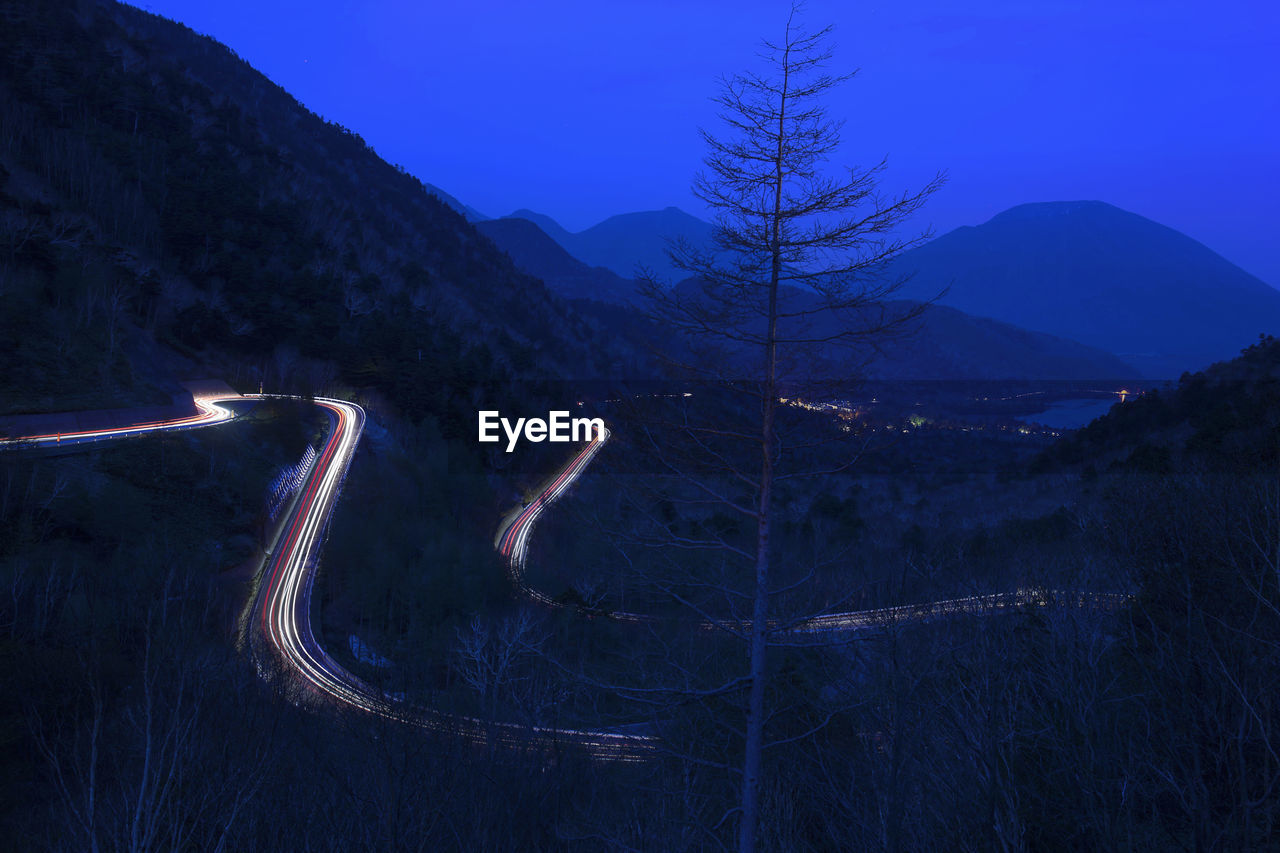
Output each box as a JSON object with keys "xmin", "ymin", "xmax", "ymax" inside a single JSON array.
[
  {"xmin": 627, "ymin": 8, "xmax": 944, "ymax": 851},
  {"xmin": 453, "ymin": 608, "xmax": 556, "ymax": 739}
]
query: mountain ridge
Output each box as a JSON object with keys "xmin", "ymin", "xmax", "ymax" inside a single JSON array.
[
  {"xmin": 504, "ymin": 205, "xmax": 715, "ymax": 283},
  {"xmin": 890, "ymin": 200, "xmax": 1280, "ymax": 376},
  {"xmin": 474, "ymin": 210, "xmax": 1139, "ymax": 380},
  {"xmin": 489, "ymin": 197, "xmax": 1277, "ymax": 377},
  {"xmin": 474, "ymin": 217, "xmax": 638, "ymax": 304},
  {"xmin": 0, "ymin": 0, "xmax": 634, "ymax": 420}
]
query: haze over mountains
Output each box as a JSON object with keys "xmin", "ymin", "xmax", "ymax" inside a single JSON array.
[{"xmin": 473, "ymin": 199, "xmax": 1278, "ymax": 379}]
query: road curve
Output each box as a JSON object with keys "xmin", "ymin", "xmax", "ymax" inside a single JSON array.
[
  {"xmin": 4, "ymin": 393, "xmax": 655, "ymax": 760},
  {"xmin": 497, "ymin": 424, "xmax": 610, "ymax": 607},
  {"xmin": 492, "ymin": 432, "xmax": 1130, "ymax": 634},
  {"xmin": 0, "ymin": 395, "xmax": 237, "ymax": 448},
  {"xmin": 251, "ymin": 396, "xmax": 653, "ymax": 759},
  {"xmin": 6, "ymin": 393, "xmax": 1124, "ymax": 760}
]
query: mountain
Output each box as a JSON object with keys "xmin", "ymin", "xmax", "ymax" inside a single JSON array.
[
  {"xmin": 471, "ymin": 211, "xmax": 1137, "ymax": 379},
  {"xmin": 0, "ymin": 0, "xmax": 628, "ymax": 421},
  {"xmin": 474, "ymin": 218, "xmax": 638, "ymax": 304},
  {"xmin": 506, "ymin": 206, "xmax": 716, "ymax": 283},
  {"xmin": 1038, "ymin": 334, "xmax": 1280, "ymax": 474},
  {"xmin": 890, "ymin": 201, "xmax": 1280, "ymax": 377},
  {"xmin": 424, "ymin": 183, "xmax": 489, "ymax": 222},
  {"xmin": 876, "ymin": 301, "xmax": 1138, "ymax": 380},
  {"xmin": 572, "ymin": 207, "xmax": 716, "ymax": 282},
  {"xmin": 655, "ymin": 280, "xmax": 1137, "ymax": 381},
  {"xmin": 507, "ymin": 208, "xmax": 574, "ymax": 245}
]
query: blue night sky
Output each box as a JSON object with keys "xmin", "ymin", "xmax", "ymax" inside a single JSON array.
[{"xmin": 135, "ymin": 0, "xmax": 1278, "ymax": 286}]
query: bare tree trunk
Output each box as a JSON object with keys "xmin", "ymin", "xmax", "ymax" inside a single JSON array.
[
  {"xmin": 628, "ymin": 6, "xmax": 940, "ymax": 846},
  {"xmin": 738, "ymin": 71, "xmax": 787, "ymax": 850},
  {"xmin": 739, "ymin": 402, "xmax": 773, "ymax": 853}
]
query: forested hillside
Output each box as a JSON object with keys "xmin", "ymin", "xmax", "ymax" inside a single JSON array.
[
  {"xmin": 0, "ymin": 5, "xmax": 638, "ymax": 844},
  {"xmin": 0, "ymin": 0, "xmax": 631, "ymax": 425},
  {"xmin": 1038, "ymin": 334, "xmax": 1280, "ymax": 473},
  {"xmin": 3, "ymin": 2, "xmax": 1276, "ymax": 849}
]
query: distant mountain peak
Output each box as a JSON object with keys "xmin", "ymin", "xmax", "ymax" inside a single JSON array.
[
  {"xmin": 986, "ymin": 199, "xmax": 1120, "ymax": 223},
  {"xmin": 475, "ymin": 217, "xmax": 637, "ymax": 304},
  {"xmin": 508, "ymin": 207, "xmax": 556, "ymax": 223},
  {"xmin": 423, "ymin": 182, "xmax": 488, "ymax": 221},
  {"xmin": 894, "ymin": 200, "xmax": 1280, "ymax": 376},
  {"xmin": 505, "ymin": 209, "xmax": 572, "ymax": 243},
  {"xmin": 601, "ymin": 206, "xmax": 704, "ymax": 225},
  {"xmin": 497, "ymin": 206, "xmax": 716, "ymax": 283}
]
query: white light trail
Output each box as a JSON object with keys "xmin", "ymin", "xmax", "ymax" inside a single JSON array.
[
  {"xmin": 0, "ymin": 396, "xmax": 237, "ymax": 448},
  {"xmin": 492, "ymin": 425, "xmax": 1131, "ymax": 637},
  {"xmin": 7, "ymin": 393, "xmax": 1127, "ymax": 762}
]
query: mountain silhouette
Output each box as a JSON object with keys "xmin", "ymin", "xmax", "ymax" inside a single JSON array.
[
  {"xmin": 890, "ymin": 201, "xmax": 1280, "ymax": 376},
  {"xmin": 475, "ymin": 218, "xmax": 638, "ymax": 304},
  {"xmin": 504, "ymin": 206, "xmax": 715, "ymax": 283}
]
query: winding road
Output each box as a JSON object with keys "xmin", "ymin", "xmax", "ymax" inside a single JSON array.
[
  {"xmin": 4, "ymin": 393, "xmax": 654, "ymax": 758},
  {"xmin": 4, "ymin": 391, "xmax": 1126, "ymax": 760},
  {"xmin": 492, "ymin": 427, "xmax": 1129, "ymax": 633}
]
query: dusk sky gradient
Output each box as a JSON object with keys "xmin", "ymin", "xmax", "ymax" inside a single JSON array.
[{"xmin": 134, "ymin": 0, "xmax": 1278, "ymax": 285}]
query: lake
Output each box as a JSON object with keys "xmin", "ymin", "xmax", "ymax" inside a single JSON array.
[{"xmin": 1017, "ymin": 398, "xmax": 1120, "ymax": 430}]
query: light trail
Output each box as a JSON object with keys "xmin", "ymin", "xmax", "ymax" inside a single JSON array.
[
  {"xmin": 250, "ymin": 397, "xmax": 653, "ymax": 759},
  {"xmin": 4, "ymin": 393, "xmax": 654, "ymax": 760},
  {"xmin": 493, "ymin": 428, "xmax": 1131, "ymax": 635},
  {"xmin": 496, "ymin": 422, "xmax": 610, "ymax": 607},
  {"xmin": 786, "ymin": 588, "xmax": 1131, "ymax": 634},
  {"xmin": 0, "ymin": 395, "xmax": 237, "ymax": 448},
  {"xmin": 7, "ymin": 393, "xmax": 1126, "ymax": 761}
]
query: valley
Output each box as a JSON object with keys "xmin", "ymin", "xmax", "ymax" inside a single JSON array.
[{"xmin": 1, "ymin": 0, "xmax": 1276, "ymax": 849}]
